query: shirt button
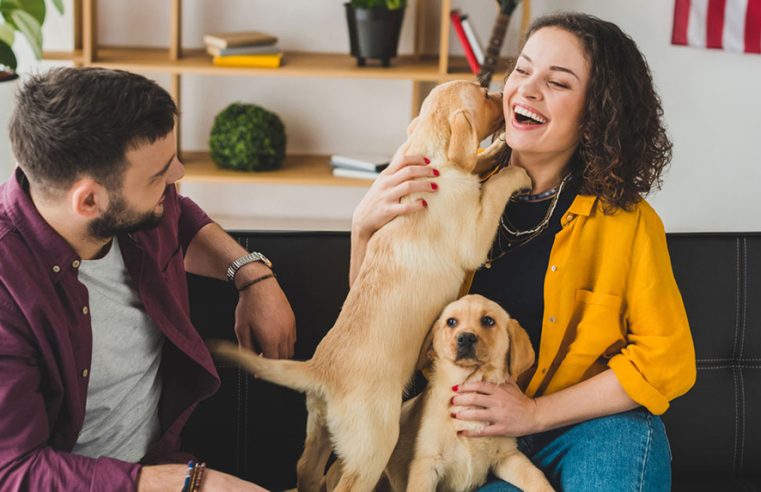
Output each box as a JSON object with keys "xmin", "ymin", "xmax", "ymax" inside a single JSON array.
[
  {"xmin": 81, "ymin": 369, "xmax": 89, "ymax": 378},
  {"xmin": 72, "ymin": 260, "xmax": 81, "ymax": 269},
  {"xmin": 550, "ymin": 265, "xmax": 557, "ymax": 272},
  {"xmin": 82, "ymin": 306, "xmax": 89, "ymax": 315},
  {"xmin": 541, "ymin": 368, "xmax": 547, "ymax": 374},
  {"xmin": 567, "ymin": 214, "xmax": 575, "ymax": 221},
  {"xmin": 549, "ymin": 316, "xmax": 557, "ymax": 323},
  {"xmin": 52, "ymin": 265, "xmax": 61, "ymax": 273}
]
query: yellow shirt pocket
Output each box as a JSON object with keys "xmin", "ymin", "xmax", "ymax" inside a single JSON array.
[{"xmin": 566, "ymin": 289, "xmax": 626, "ymax": 363}]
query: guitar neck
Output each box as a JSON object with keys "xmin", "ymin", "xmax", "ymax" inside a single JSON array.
[{"xmin": 478, "ymin": 13, "xmax": 511, "ymax": 84}]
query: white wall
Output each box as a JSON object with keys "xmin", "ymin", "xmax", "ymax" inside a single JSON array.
[{"xmin": 14, "ymin": 0, "xmax": 761, "ymax": 231}]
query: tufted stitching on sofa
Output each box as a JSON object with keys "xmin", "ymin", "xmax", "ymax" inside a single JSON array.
[{"xmin": 697, "ymin": 366, "xmax": 761, "ymax": 370}]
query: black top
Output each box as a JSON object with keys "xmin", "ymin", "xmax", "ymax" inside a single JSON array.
[{"xmin": 470, "ymin": 174, "xmax": 579, "ymax": 353}]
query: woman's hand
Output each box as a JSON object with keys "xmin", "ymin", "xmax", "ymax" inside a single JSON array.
[
  {"xmin": 349, "ymin": 154, "xmax": 439, "ymax": 286},
  {"xmin": 351, "ymin": 154, "xmax": 439, "ymax": 241},
  {"xmin": 451, "ymin": 379, "xmax": 543, "ymax": 438}
]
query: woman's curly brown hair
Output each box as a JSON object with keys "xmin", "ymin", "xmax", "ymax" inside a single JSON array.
[{"xmin": 516, "ymin": 13, "xmax": 673, "ymax": 213}]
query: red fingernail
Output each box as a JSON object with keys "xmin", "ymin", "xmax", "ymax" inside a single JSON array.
[
  {"xmin": 421, "ymin": 199, "xmax": 428, "ymax": 208},
  {"xmin": 424, "ymin": 157, "xmax": 431, "ymax": 164},
  {"xmin": 450, "ymin": 412, "xmax": 457, "ymax": 418},
  {"xmin": 433, "ymin": 169, "xmax": 440, "ymax": 177},
  {"xmin": 431, "ymin": 182, "xmax": 438, "ymax": 191},
  {"xmin": 452, "ymin": 385, "xmax": 459, "ymax": 392}
]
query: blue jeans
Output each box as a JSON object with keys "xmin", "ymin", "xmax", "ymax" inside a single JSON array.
[{"xmin": 478, "ymin": 408, "xmax": 671, "ymax": 492}]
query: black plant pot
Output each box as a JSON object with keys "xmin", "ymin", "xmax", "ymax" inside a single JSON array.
[{"xmin": 345, "ymin": 3, "xmax": 405, "ymax": 67}]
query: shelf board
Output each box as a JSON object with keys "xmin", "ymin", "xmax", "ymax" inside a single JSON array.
[
  {"xmin": 42, "ymin": 50, "xmax": 85, "ymax": 64},
  {"xmin": 180, "ymin": 152, "xmax": 373, "ymax": 188},
  {"xmin": 83, "ymin": 47, "xmax": 470, "ymax": 81}
]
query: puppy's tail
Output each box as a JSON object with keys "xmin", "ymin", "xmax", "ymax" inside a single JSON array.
[{"xmin": 207, "ymin": 340, "xmax": 320, "ymax": 394}]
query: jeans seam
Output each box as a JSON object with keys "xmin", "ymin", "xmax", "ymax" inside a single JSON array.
[{"xmin": 637, "ymin": 413, "xmax": 653, "ymax": 492}]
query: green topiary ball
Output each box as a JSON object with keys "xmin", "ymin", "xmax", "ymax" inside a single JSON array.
[{"xmin": 209, "ymin": 103, "xmax": 286, "ymax": 172}]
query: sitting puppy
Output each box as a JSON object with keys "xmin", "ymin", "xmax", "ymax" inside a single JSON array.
[
  {"xmin": 385, "ymin": 295, "xmax": 554, "ymax": 492},
  {"xmin": 211, "ymin": 81, "xmax": 530, "ymax": 492}
]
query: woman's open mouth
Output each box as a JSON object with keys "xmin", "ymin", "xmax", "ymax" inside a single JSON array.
[{"xmin": 512, "ymin": 104, "xmax": 548, "ymax": 129}]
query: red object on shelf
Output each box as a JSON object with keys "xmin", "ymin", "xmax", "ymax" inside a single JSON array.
[{"xmin": 450, "ymin": 10, "xmax": 481, "ymax": 74}]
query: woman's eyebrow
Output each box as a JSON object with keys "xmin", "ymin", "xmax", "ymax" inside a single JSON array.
[{"xmin": 520, "ymin": 54, "xmax": 580, "ymax": 81}]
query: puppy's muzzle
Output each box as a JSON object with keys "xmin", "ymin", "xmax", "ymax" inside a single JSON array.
[{"xmin": 456, "ymin": 332, "xmax": 478, "ymax": 360}]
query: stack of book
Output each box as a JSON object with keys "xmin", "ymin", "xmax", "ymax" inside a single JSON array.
[
  {"xmin": 204, "ymin": 31, "xmax": 282, "ymax": 68},
  {"xmin": 450, "ymin": 9, "xmax": 485, "ymax": 74},
  {"xmin": 330, "ymin": 154, "xmax": 390, "ymax": 180}
]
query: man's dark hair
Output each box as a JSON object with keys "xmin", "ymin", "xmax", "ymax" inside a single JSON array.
[{"xmin": 9, "ymin": 67, "xmax": 177, "ymax": 195}]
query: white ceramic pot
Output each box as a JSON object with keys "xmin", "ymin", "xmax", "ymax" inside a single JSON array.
[{"xmin": 0, "ymin": 74, "xmax": 20, "ymax": 182}]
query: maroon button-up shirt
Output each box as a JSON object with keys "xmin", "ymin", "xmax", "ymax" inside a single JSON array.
[{"xmin": 0, "ymin": 169, "xmax": 220, "ymax": 491}]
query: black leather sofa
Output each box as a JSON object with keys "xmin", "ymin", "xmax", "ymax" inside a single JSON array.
[{"xmin": 182, "ymin": 231, "xmax": 761, "ymax": 491}]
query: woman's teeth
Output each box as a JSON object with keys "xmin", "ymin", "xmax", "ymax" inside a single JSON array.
[{"xmin": 514, "ymin": 106, "xmax": 547, "ymax": 124}]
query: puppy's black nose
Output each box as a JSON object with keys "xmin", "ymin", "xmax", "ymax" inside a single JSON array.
[{"xmin": 457, "ymin": 332, "xmax": 477, "ymax": 348}]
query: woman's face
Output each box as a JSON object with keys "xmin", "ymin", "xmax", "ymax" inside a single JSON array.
[{"xmin": 503, "ymin": 27, "xmax": 591, "ymax": 158}]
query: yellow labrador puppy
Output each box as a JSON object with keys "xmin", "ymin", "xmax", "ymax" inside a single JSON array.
[
  {"xmin": 385, "ymin": 295, "xmax": 554, "ymax": 492},
  {"xmin": 211, "ymin": 80, "xmax": 530, "ymax": 492}
]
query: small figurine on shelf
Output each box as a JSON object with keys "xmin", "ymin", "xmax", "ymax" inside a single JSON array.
[
  {"xmin": 209, "ymin": 103, "xmax": 286, "ymax": 172},
  {"xmin": 344, "ymin": 0, "xmax": 407, "ymax": 67}
]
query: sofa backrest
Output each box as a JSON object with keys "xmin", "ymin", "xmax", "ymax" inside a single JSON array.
[{"xmin": 183, "ymin": 231, "xmax": 761, "ymax": 489}]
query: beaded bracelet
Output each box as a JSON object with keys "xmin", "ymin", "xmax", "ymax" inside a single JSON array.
[
  {"xmin": 237, "ymin": 272, "xmax": 277, "ymax": 292},
  {"xmin": 181, "ymin": 460, "xmax": 207, "ymax": 492}
]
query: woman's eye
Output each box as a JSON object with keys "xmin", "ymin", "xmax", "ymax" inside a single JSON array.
[
  {"xmin": 446, "ymin": 318, "xmax": 458, "ymax": 328},
  {"xmin": 481, "ymin": 316, "xmax": 495, "ymax": 327},
  {"xmin": 549, "ymin": 80, "xmax": 569, "ymax": 89},
  {"xmin": 514, "ymin": 67, "xmax": 528, "ymax": 75}
]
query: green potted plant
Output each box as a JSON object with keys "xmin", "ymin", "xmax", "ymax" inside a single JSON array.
[
  {"xmin": 345, "ymin": 0, "xmax": 406, "ymax": 67},
  {"xmin": 209, "ymin": 102, "xmax": 287, "ymax": 172},
  {"xmin": 1, "ymin": 0, "xmax": 64, "ymax": 179}
]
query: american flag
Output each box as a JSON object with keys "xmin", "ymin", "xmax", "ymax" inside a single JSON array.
[{"xmin": 672, "ymin": 0, "xmax": 761, "ymax": 54}]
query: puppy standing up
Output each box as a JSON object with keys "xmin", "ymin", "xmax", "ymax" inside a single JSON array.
[
  {"xmin": 384, "ymin": 295, "xmax": 554, "ymax": 492},
  {"xmin": 211, "ymin": 80, "xmax": 531, "ymax": 492}
]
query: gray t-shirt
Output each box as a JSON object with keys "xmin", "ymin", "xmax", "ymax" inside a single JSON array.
[{"xmin": 71, "ymin": 238, "xmax": 164, "ymax": 462}]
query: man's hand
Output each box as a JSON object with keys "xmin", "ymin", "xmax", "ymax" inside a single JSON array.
[
  {"xmin": 138, "ymin": 464, "xmax": 269, "ymax": 491},
  {"xmin": 234, "ymin": 263, "xmax": 296, "ymax": 359}
]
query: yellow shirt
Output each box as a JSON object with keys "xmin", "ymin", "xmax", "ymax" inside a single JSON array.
[{"xmin": 472, "ymin": 195, "xmax": 696, "ymax": 415}]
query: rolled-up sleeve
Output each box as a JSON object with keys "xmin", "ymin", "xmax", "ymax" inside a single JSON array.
[
  {"xmin": 0, "ymin": 302, "xmax": 140, "ymax": 491},
  {"xmin": 608, "ymin": 207, "xmax": 697, "ymax": 415},
  {"xmin": 172, "ymin": 187, "xmax": 214, "ymax": 252}
]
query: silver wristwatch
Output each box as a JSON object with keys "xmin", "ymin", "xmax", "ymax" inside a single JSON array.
[{"xmin": 226, "ymin": 252, "xmax": 273, "ymax": 282}]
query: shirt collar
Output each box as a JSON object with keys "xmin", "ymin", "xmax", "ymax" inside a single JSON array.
[
  {"xmin": 4, "ymin": 168, "xmax": 81, "ymax": 282},
  {"xmin": 567, "ymin": 194, "xmax": 597, "ymax": 217}
]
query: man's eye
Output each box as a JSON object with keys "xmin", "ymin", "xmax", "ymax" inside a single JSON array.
[
  {"xmin": 481, "ymin": 316, "xmax": 495, "ymax": 327},
  {"xmin": 446, "ymin": 318, "xmax": 458, "ymax": 328}
]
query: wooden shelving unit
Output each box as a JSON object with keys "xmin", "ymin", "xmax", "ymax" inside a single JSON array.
[{"xmin": 44, "ymin": 0, "xmax": 528, "ymax": 188}]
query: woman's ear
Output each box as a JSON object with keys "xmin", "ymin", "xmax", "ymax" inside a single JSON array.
[
  {"xmin": 447, "ymin": 109, "xmax": 479, "ymax": 171},
  {"xmin": 505, "ymin": 318, "xmax": 536, "ymax": 379}
]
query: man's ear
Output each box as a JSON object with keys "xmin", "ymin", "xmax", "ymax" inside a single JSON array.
[
  {"xmin": 447, "ymin": 109, "xmax": 480, "ymax": 171},
  {"xmin": 506, "ymin": 318, "xmax": 536, "ymax": 378},
  {"xmin": 70, "ymin": 178, "xmax": 107, "ymax": 219}
]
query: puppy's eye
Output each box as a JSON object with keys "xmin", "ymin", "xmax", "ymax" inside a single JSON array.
[
  {"xmin": 481, "ymin": 316, "xmax": 495, "ymax": 327},
  {"xmin": 446, "ymin": 318, "xmax": 458, "ymax": 328}
]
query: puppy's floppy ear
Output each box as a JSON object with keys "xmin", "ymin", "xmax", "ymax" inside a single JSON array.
[
  {"xmin": 415, "ymin": 319, "xmax": 438, "ymax": 379},
  {"xmin": 447, "ymin": 109, "xmax": 480, "ymax": 171},
  {"xmin": 473, "ymin": 132, "xmax": 507, "ymax": 176},
  {"xmin": 506, "ymin": 318, "xmax": 535, "ymax": 378}
]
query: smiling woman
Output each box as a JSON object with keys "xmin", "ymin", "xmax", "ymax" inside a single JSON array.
[{"xmin": 351, "ymin": 11, "xmax": 695, "ymax": 492}]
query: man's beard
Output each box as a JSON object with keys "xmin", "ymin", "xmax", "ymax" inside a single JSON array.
[{"xmin": 88, "ymin": 192, "xmax": 164, "ymax": 240}]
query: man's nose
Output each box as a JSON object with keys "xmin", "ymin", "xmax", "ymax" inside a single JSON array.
[{"xmin": 166, "ymin": 156, "xmax": 185, "ymax": 184}]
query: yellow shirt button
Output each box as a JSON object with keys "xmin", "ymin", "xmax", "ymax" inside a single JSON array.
[
  {"xmin": 550, "ymin": 265, "xmax": 557, "ymax": 272},
  {"xmin": 82, "ymin": 306, "xmax": 89, "ymax": 315},
  {"xmin": 567, "ymin": 214, "xmax": 574, "ymax": 221},
  {"xmin": 549, "ymin": 316, "xmax": 557, "ymax": 323},
  {"xmin": 82, "ymin": 369, "xmax": 89, "ymax": 378},
  {"xmin": 52, "ymin": 265, "xmax": 61, "ymax": 273}
]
